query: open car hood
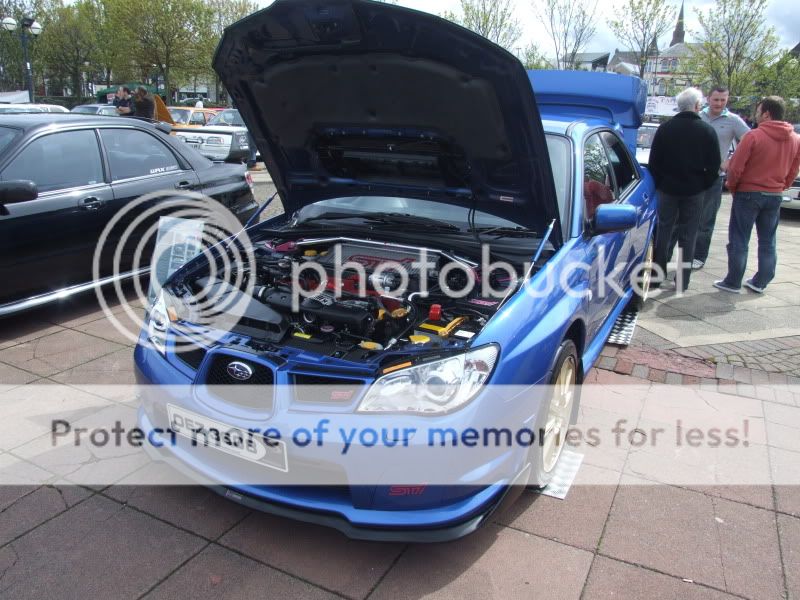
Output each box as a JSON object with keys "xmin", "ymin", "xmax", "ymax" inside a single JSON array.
[{"xmin": 213, "ymin": 0, "xmax": 560, "ymax": 244}]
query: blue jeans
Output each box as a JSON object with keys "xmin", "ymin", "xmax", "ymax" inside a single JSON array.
[
  {"xmin": 694, "ymin": 176, "xmax": 725, "ymax": 263},
  {"xmin": 721, "ymin": 191, "xmax": 782, "ymax": 289}
]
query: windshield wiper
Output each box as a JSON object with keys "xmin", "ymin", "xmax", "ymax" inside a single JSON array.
[
  {"xmin": 298, "ymin": 212, "xmax": 461, "ymax": 232},
  {"xmin": 468, "ymin": 226, "xmax": 538, "ymax": 238}
]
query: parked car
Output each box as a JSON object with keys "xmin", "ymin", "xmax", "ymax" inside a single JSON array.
[
  {"xmin": 71, "ymin": 103, "xmax": 119, "ymax": 116},
  {"xmin": 0, "ymin": 114, "xmax": 258, "ymax": 315},
  {"xmin": 781, "ymin": 171, "xmax": 800, "ymax": 212},
  {"xmin": 635, "ymin": 122, "xmax": 658, "ymax": 166},
  {"xmin": 134, "ymin": 0, "xmax": 656, "ymax": 542},
  {"xmin": 167, "ymin": 107, "xmax": 219, "ymax": 127},
  {"xmin": 171, "ymin": 111, "xmax": 251, "ymax": 162}
]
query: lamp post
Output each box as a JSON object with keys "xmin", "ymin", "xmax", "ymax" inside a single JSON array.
[{"xmin": 2, "ymin": 16, "xmax": 43, "ymax": 103}]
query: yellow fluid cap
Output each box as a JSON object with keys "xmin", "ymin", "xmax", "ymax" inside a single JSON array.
[
  {"xmin": 304, "ymin": 249, "xmax": 318, "ymax": 256},
  {"xmin": 391, "ymin": 308, "xmax": 409, "ymax": 318},
  {"xmin": 409, "ymin": 335, "xmax": 430, "ymax": 344},
  {"xmin": 359, "ymin": 341, "xmax": 384, "ymax": 351},
  {"xmin": 377, "ymin": 309, "xmax": 387, "ymax": 321}
]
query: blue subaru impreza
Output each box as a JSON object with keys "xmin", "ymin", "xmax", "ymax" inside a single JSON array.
[{"xmin": 134, "ymin": 0, "xmax": 656, "ymax": 541}]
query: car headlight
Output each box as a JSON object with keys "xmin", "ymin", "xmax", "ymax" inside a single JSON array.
[
  {"xmin": 358, "ymin": 345, "xmax": 499, "ymax": 414},
  {"xmin": 147, "ymin": 290, "xmax": 172, "ymax": 356}
]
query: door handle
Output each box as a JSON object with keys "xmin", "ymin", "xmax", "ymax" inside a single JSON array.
[
  {"xmin": 175, "ymin": 181, "xmax": 192, "ymax": 190},
  {"xmin": 80, "ymin": 197, "xmax": 104, "ymax": 210}
]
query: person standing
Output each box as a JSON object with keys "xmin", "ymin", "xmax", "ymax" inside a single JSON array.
[
  {"xmin": 114, "ymin": 86, "xmax": 135, "ymax": 117},
  {"xmin": 713, "ymin": 96, "xmax": 800, "ymax": 294},
  {"xmin": 691, "ymin": 86, "xmax": 750, "ymax": 269},
  {"xmin": 133, "ymin": 86, "xmax": 155, "ymax": 120},
  {"xmin": 649, "ymin": 87, "xmax": 721, "ymax": 292}
]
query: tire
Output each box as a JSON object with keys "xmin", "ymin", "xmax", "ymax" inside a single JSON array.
[
  {"xmin": 528, "ymin": 339, "xmax": 581, "ymax": 488},
  {"xmin": 630, "ymin": 238, "xmax": 654, "ymax": 311}
]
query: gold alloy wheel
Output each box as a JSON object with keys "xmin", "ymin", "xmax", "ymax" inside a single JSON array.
[{"xmin": 542, "ymin": 353, "xmax": 577, "ymax": 473}]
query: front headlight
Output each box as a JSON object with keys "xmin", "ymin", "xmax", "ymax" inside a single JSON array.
[
  {"xmin": 358, "ymin": 345, "xmax": 499, "ymax": 414},
  {"xmin": 147, "ymin": 291, "xmax": 170, "ymax": 356}
]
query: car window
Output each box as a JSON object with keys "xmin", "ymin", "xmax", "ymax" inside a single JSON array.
[
  {"xmin": 169, "ymin": 108, "xmax": 190, "ymax": 124},
  {"xmin": 100, "ymin": 128, "xmax": 181, "ymax": 181},
  {"xmin": 71, "ymin": 106, "xmax": 97, "ymax": 114},
  {"xmin": 636, "ymin": 126, "xmax": 657, "ymax": 148},
  {"xmin": 600, "ymin": 131, "xmax": 638, "ymax": 196},
  {"xmin": 2, "ymin": 130, "xmax": 104, "ymax": 193},
  {"xmin": 190, "ymin": 111, "xmax": 206, "ymax": 125},
  {"xmin": 544, "ymin": 134, "xmax": 570, "ymax": 220},
  {"xmin": 208, "ymin": 110, "xmax": 244, "ymax": 127},
  {"xmin": 100, "ymin": 107, "xmax": 118, "ymax": 116},
  {"xmin": 583, "ymin": 133, "xmax": 614, "ymax": 221},
  {"xmin": 0, "ymin": 126, "xmax": 20, "ymax": 153}
]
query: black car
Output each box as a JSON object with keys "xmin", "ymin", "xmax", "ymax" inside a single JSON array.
[{"xmin": 0, "ymin": 114, "xmax": 258, "ymax": 315}]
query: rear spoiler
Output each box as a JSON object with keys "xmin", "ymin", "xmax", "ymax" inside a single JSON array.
[{"xmin": 528, "ymin": 70, "xmax": 646, "ymax": 154}]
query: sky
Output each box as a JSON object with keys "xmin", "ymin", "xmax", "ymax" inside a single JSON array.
[{"xmin": 255, "ymin": 0, "xmax": 799, "ymax": 56}]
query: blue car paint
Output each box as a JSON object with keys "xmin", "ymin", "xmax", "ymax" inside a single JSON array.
[{"xmin": 134, "ymin": 75, "xmax": 657, "ymax": 540}]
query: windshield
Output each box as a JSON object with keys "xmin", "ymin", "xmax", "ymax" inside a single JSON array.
[
  {"xmin": 71, "ymin": 106, "xmax": 98, "ymax": 114},
  {"xmin": 0, "ymin": 106, "xmax": 44, "ymax": 113},
  {"xmin": 169, "ymin": 108, "xmax": 191, "ymax": 124},
  {"xmin": 637, "ymin": 126, "xmax": 658, "ymax": 148},
  {"xmin": 0, "ymin": 126, "xmax": 20, "ymax": 153},
  {"xmin": 207, "ymin": 109, "xmax": 244, "ymax": 127}
]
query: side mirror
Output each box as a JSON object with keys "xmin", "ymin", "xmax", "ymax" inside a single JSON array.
[
  {"xmin": 593, "ymin": 204, "xmax": 637, "ymax": 235},
  {"xmin": 0, "ymin": 180, "xmax": 38, "ymax": 214}
]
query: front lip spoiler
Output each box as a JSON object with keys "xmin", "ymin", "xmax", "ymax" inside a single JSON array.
[{"xmin": 142, "ymin": 427, "xmax": 530, "ymax": 543}]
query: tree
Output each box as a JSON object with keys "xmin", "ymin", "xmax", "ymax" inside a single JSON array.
[
  {"xmin": 39, "ymin": 0, "xmax": 98, "ymax": 98},
  {"xmin": 108, "ymin": 0, "xmax": 215, "ymax": 102},
  {"xmin": 607, "ymin": 0, "xmax": 676, "ymax": 78},
  {"xmin": 753, "ymin": 51, "xmax": 800, "ymax": 121},
  {"xmin": 534, "ymin": 0, "xmax": 598, "ymax": 70},
  {"xmin": 691, "ymin": 0, "xmax": 779, "ymax": 97},
  {"xmin": 521, "ymin": 43, "xmax": 551, "ymax": 70},
  {"xmin": 441, "ymin": 0, "xmax": 522, "ymax": 52},
  {"xmin": 204, "ymin": 0, "xmax": 258, "ymax": 102}
]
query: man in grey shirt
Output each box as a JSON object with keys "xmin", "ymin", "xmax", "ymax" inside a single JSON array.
[{"xmin": 693, "ymin": 85, "xmax": 750, "ymax": 269}]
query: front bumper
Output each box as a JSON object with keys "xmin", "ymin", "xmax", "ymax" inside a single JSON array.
[{"xmin": 133, "ymin": 341, "xmax": 537, "ymax": 541}]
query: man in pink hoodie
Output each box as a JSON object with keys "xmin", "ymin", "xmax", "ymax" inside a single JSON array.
[{"xmin": 713, "ymin": 96, "xmax": 800, "ymax": 294}]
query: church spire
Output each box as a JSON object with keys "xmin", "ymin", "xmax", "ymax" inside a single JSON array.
[{"xmin": 670, "ymin": 0, "xmax": 685, "ymax": 47}]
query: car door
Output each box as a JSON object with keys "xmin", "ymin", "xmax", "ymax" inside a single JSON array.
[
  {"xmin": 0, "ymin": 128, "xmax": 113, "ymax": 304},
  {"xmin": 97, "ymin": 126, "xmax": 200, "ymax": 274},
  {"xmin": 581, "ymin": 132, "xmax": 627, "ymax": 342},
  {"xmin": 599, "ymin": 131, "xmax": 648, "ymax": 287}
]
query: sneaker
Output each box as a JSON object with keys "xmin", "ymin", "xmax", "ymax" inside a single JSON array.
[
  {"xmin": 691, "ymin": 259, "xmax": 705, "ymax": 270},
  {"xmin": 713, "ymin": 280, "xmax": 742, "ymax": 294},
  {"xmin": 744, "ymin": 279, "xmax": 765, "ymax": 294}
]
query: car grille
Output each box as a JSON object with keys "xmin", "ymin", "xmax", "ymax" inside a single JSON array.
[
  {"xmin": 206, "ymin": 354, "xmax": 274, "ymax": 386},
  {"xmin": 176, "ymin": 344, "xmax": 207, "ymax": 371},
  {"xmin": 293, "ymin": 373, "xmax": 363, "ymax": 404}
]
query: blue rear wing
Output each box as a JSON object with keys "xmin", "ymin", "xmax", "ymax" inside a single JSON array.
[{"xmin": 528, "ymin": 70, "xmax": 647, "ymax": 154}]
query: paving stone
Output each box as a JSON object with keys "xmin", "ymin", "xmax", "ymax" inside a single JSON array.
[
  {"xmin": 613, "ymin": 358, "xmax": 633, "ymax": 375},
  {"xmin": 219, "ymin": 512, "xmax": 403, "ymax": 599},
  {"xmin": 107, "ymin": 464, "xmax": 251, "ymax": 540},
  {"xmin": 665, "ymin": 372, "xmax": 683, "ymax": 385},
  {"xmin": 0, "ymin": 329, "xmax": 125, "ymax": 377},
  {"xmin": 0, "ymin": 485, "xmax": 92, "ymax": 545},
  {"xmin": 716, "ymin": 363, "xmax": 735, "ymax": 380},
  {"xmin": 0, "ymin": 317, "xmax": 65, "ymax": 351},
  {"xmin": 0, "ymin": 494, "xmax": 205, "ymax": 599},
  {"xmin": 602, "ymin": 480, "xmax": 783, "ymax": 599},
  {"xmin": 145, "ymin": 544, "xmax": 337, "ymax": 600},
  {"xmin": 732, "ymin": 366, "xmax": 753, "ymax": 384},
  {"xmin": 583, "ymin": 555, "xmax": 739, "ymax": 599},
  {"xmin": 369, "ymin": 524, "xmax": 593, "ymax": 600},
  {"xmin": 600, "ymin": 345, "xmax": 619, "ymax": 358},
  {"xmin": 777, "ymin": 513, "xmax": 800, "ymax": 600},
  {"xmin": 631, "ymin": 364, "xmax": 650, "ymax": 380},
  {"xmin": 597, "ymin": 356, "xmax": 617, "ymax": 371},
  {"xmin": 497, "ymin": 464, "xmax": 619, "ymax": 551},
  {"xmin": 648, "ymin": 369, "xmax": 666, "ymax": 383}
]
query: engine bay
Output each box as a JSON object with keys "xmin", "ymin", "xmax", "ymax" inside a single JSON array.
[{"xmin": 167, "ymin": 233, "xmax": 525, "ymax": 363}]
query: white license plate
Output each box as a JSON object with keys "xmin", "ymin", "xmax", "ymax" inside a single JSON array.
[{"xmin": 167, "ymin": 404, "xmax": 288, "ymax": 472}]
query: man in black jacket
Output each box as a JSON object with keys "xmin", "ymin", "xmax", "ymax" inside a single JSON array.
[{"xmin": 649, "ymin": 87, "xmax": 721, "ymax": 291}]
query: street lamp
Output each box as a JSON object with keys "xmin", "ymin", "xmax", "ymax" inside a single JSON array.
[{"xmin": 2, "ymin": 16, "xmax": 43, "ymax": 103}]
